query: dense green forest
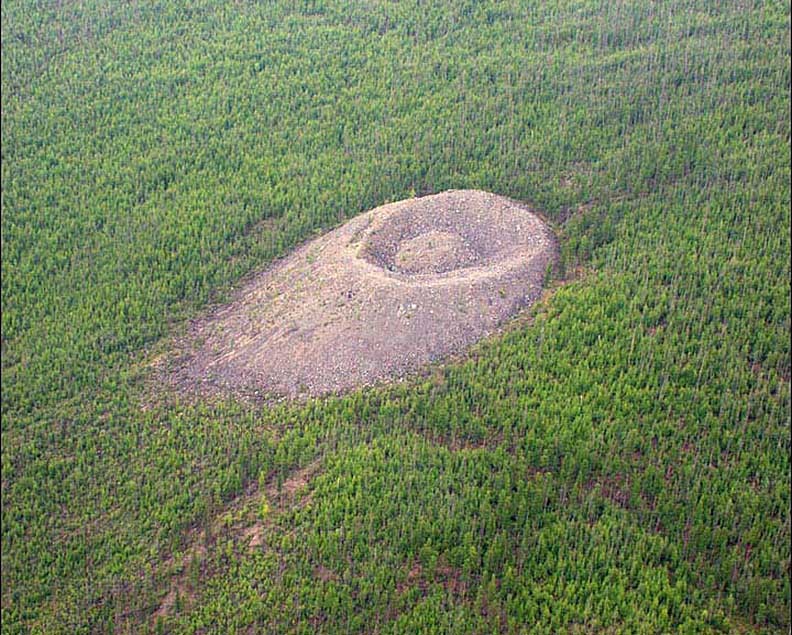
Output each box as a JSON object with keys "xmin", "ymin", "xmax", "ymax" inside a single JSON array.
[{"xmin": 1, "ymin": 0, "xmax": 789, "ymax": 632}]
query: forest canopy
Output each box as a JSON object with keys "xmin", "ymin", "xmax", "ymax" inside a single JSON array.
[{"xmin": 1, "ymin": 0, "xmax": 790, "ymax": 633}]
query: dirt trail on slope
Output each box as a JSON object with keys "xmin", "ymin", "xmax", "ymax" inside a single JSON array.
[{"xmin": 170, "ymin": 190, "xmax": 557, "ymax": 399}]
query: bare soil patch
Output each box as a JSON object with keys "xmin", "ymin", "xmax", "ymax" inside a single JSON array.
[
  {"xmin": 151, "ymin": 459, "xmax": 322, "ymax": 623},
  {"xmin": 170, "ymin": 190, "xmax": 557, "ymax": 399}
]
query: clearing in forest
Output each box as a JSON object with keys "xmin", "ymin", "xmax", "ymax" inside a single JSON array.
[{"xmin": 172, "ymin": 190, "xmax": 557, "ymax": 398}]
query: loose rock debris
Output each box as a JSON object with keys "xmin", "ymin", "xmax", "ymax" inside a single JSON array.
[{"xmin": 171, "ymin": 190, "xmax": 557, "ymax": 399}]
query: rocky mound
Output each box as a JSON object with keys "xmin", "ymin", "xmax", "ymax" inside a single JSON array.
[{"xmin": 174, "ymin": 190, "xmax": 557, "ymax": 398}]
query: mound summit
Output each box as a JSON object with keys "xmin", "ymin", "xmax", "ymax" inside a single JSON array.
[{"xmin": 178, "ymin": 190, "xmax": 557, "ymax": 398}]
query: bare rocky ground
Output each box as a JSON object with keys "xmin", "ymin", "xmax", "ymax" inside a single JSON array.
[{"xmin": 168, "ymin": 190, "xmax": 557, "ymax": 399}]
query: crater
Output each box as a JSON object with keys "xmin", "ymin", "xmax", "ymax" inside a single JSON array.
[
  {"xmin": 394, "ymin": 231, "xmax": 478, "ymax": 274},
  {"xmin": 171, "ymin": 190, "xmax": 557, "ymax": 399}
]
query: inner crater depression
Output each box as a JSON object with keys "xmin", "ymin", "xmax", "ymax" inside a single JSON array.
[{"xmin": 175, "ymin": 190, "xmax": 558, "ymax": 398}]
